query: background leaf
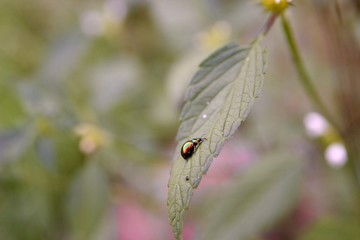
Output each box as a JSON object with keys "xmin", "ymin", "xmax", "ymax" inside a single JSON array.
[
  {"xmin": 197, "ymin": 151, "xmax": 304, "ymax": 240},
  {"xmin": 0, "ymin": 126, "xmax": 34, "ymax": 164},
  {"xmin": 66, "ymin": 160, "xmax": 109, "ymax": 240},
  {"xmin": 35, "ymin": 137, "xmax": 56, "ymax": 171},
  {"xmin": 299, "ymin": 218, "xmax": 360, "ymax": 240},
  {"xmin": 167, "ymin": 36, "xmax": 266, "ymax": 240}
]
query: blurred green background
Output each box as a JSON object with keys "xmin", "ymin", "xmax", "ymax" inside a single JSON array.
[{"xmin": 0, "ymin": 0, "xmax": 360, "ymax": 239}]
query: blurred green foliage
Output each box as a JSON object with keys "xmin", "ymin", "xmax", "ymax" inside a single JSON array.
[{"xmin": 0, "ymin": 0, "xmax": 360, "ymax": 240}]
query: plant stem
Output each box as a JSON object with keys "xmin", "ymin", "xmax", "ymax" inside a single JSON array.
[
  {"xmin": 280, "ymin": 13, "xmax": 341, "ymax": 132},
  {"xmin": 263, "ymin": 13, "xmax": 278, "ymax": 36}
]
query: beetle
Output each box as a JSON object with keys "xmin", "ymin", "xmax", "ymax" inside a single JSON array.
[{"xmin": 180, "ymin": 138, "xmax": 207, "ymax": 160}]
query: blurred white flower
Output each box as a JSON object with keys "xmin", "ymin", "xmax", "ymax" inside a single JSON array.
[
  {"xmin": 303, "ymin": 112, "xmax": 329, "ymax": 138},
  {"xmin": 325, "ymin": 143, "xmax": 347, "ymax": 168},
  {"xmin": 103, "ymin": 0, "xmax": 127, "ymax": 22},
  {"xmin": 80, "ymin": 10, "xmax": 104, "ymax": 36},
  {"xmin": 80, "ymin": 0, "xmax": 127, "ymax": 37}
]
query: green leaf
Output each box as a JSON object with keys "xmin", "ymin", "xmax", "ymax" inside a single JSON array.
[
  {"xmin": 0, "ymin": 81, "xmax": 27, "ymax": 130},
  {"xmin": 0, "ymin": 126, "xmax": 34, "ymax": 164},
  {"xmin": 66, "ymin": 160, "xmax": 109, "ymax": 240},
  {"xmin": 197, "ymin": 151, "xmax": 303, "ymax": 240},
  {"xmin": 35, "ymin": 137, "xmax": 56, "ymax": 171},
  {"xmin": 167, "ymin": 36, "xmax": 266, "ymax": 240},
  {"xmin": 299, "ymin": 218, "xmax": 360, "ymax": 240},
  {"xmin": 0, "ymin": 185, "xmax": 55, "ymax": 240}
]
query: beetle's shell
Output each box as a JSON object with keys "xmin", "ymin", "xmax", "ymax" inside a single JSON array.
[
  {"xmin": 180, "ymin": 141, "xmax": 195, "ymax": 160},
  {"xmin": 180, "ymin": 138, "xmax": 206, "ymax": 160}
]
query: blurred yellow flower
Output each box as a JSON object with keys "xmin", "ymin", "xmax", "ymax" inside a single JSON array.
[
  {"xmin": 260, "ymin": 0, "xmax": 292, "ymax": 14},
  {"xmin": 196, "ymin": 21, "xmax": 232, "ymax": 51},
  {"xmin": 74, "ymin": 123, "xmax": 107, "ymax": 155}
]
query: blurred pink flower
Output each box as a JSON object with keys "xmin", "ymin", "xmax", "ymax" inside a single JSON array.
[
  {"xmin": 303, "ymin": 112, "xmax": 329, "ymax": 138},
  {"xmin": 116, "ymin": 203, "xmax": 162, "ymax": 240},
  {"xmin": 116, "ymin": 200, "xmax": 196, "ymax": 240},
  {"xmin": 325, "ymin": 143, "xmax": 347, "ymax": 168}
]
